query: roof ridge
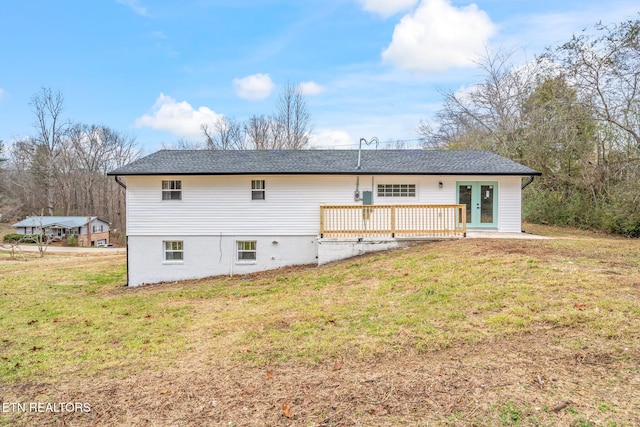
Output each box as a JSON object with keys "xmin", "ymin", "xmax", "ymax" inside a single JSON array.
[{"xmin": 107, "ymin": 149, "xmax": 540, "ymax": 176}]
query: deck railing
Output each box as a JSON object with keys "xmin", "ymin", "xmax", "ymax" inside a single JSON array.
[{"xmin": 320, "ymin": 204, "xmax": 467, "ymax": 238}]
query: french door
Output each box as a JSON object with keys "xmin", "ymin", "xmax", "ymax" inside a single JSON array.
[{"xmin": 457, "ymin": 182, "xmax": 498, "ymax": 228}]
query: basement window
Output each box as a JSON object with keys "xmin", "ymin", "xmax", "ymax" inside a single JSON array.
[
  {"xmin": 237, "ymin": 241, "xmax": 257, "ymax": 262},
  {"xmin": 162, "ymin": 180, "xmax": 182, "ymax": 200},
  {"xmin": 164, "ymin": 241, "xmax": 183, "ymax": 261},
  {"xmin": 377, "ymin": 184, "xmax": 416, "ymax": 197}
]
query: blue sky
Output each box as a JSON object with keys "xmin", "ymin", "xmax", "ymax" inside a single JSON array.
[{"xmin": 0, "ymin": 0, "xmax": 638, "ymax": 153}]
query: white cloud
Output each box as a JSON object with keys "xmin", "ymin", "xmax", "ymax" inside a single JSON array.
[
  {"xmin": 300, "ymin": 81, "xmax": 325, "ymax": 96},
  {"xmin": 134, "ymin": 93, "xmax": 223, "ymax": 138},
  {"xmin": 0, "ymin": 88, "xmax": 5, "ymax": 100},
  {"xmin": 309, "ymin": 129, "xmax": 355, "ymax": 148},
  {"xmin": 358, "ymin": 0, "xmax": 419, "ymax": 18},
  {"xmin": 116, "ymin": 0, "xmax": 149, "ymax": 16},
  {"xmin": 232, "ymin": 74, "xmax": 275, "ymax": 100},
  {"xmin": 382, "ymin": 0, "xmax": 496, "ymax": 73}
]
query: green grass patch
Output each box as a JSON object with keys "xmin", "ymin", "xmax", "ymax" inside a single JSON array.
[{"xmin": 1, "ymin": 229, "xmax": 640, "ymax": 387}]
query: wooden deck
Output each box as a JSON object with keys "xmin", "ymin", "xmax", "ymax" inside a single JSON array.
[{"xmin": 320, "ymin": 204, "xmax": 467, "ymax": 239}]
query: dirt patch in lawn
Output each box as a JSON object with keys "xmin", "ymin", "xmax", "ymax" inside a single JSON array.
[{"xmin": 3, "ymin": 326, "xmax": 638, "ymax": 426}]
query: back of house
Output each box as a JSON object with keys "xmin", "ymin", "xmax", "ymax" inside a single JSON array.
[{"xmin": 108, "ymin": 149, "xmax": 540, "ymax": 286}]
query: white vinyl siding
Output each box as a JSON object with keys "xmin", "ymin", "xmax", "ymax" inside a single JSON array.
[
  {"xmin": 496, "ymin": 176, "xmax": 522, "ymax": 232},
  {"xmin": 126, "ymin": 175, "xmax": 524, "ymax": 236}
]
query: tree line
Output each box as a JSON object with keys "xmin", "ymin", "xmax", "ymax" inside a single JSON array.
[
  {"xmin": 0, "ymin": 83, "xmax": 313, "ymax": 234},
  {"xmin": 178, "ymin": 81, "xmax": 312, "ymax": 150},
  {"xmin": 420, "ymin": 18, "xmax": 640, "ymax": 237},
  {"xmin": 0, "ymin": 88, "xmax": 139, "ymax": 234}
]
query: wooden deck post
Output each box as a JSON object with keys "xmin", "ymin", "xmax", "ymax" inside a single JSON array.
[
  {"xmin": 390, "ymin": 206, "xmax": 396, "ymax": 238},
  {"xmin": 459, "ymin": 205, "xmax": 467, "ymax": 237}
]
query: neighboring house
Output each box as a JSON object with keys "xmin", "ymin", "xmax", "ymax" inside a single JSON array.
[
  {"xmin": 12, "ymin": 216, "xmax": 110, "ymax": 247},
  {"xmin": 108, "ymin": 149, "xmax": 540, "ymax": 287}
]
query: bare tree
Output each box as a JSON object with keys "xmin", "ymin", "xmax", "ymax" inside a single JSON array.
[
  {"xmin": 383, "ymin": 139, "xmax": 407, "ymax": 149},
  {"xmin": 32, "ymin": 211, "xmax": 51, "ymax": 258},
  {"xmin": 244, "ymin": 115, "xmax": 273, "ymax": 149},
  {"xmin": 70, "ymin": 124, "xmax": 114, "ymax": 215},
  {"xmin": 198, "ymin": 82, "xmax": 313, "ymax": 151},
  {"xmin": 201, "ymin": 117, "xmax": 247, "ymax": 150},
  {"xmin": 419, "ymin": 48, "xmax": 536, "ymax": 159},
  {"xmin": 8, "ymin": 139, "xmax": 43, "ymax": 215},
  {"xmin": 545, "ymin": 19, "xmax": 640, "ymax": 148},
  {"xmin": 2, "ymin": 239, "xmax": 26, "ymax": 261},
  {"xmin": 160, "ymin": 138, "xmax": 205, "ymax": 150},
  {"xmin": 29, "ymin": 88, "xmax": 69, "ymax": 215},
  {"xmin": 0, "ymin": 140, "xmax": 7, "ymax": 214},
  {"xmin": 273, "ymin": 82, "xmax": 312, "ymax": 149},
  {"xmin": 98, "ymin": 127, "xmax": 139, "ymax": 233}
]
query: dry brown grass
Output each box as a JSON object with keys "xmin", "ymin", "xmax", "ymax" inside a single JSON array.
[
  {"xmin": 3, "ymin": 329, "xmax": 639, "ymax": 426},
  {"xmin": 0, "ymin": 223, "xmax": 14, "ymax": 235},
  {"xmin": 1, "ymin": 227, "xmax": 639, "ymax": 426}
]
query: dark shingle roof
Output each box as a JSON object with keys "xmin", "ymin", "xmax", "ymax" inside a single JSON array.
[{"xmin": 107, "ymin": 149, "xmax": 540, "ymax": 176}]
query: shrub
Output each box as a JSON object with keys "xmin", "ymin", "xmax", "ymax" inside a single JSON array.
[
  {"xmin": 66, "ymin": 235, "xmax": 77, "ymax": 247},
  {"xmin": 2, "ymin": 234, "xmax": 39, "ymax": 243},
  {"xmin": 523, "ymin": 183, "xmax": 640, "ymax": 238},
  {"xmin": 3, "ymin": 234, "xmax": 21, "ymax": 243}
]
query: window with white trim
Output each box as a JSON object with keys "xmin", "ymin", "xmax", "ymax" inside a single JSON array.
[
  {"xmin": 377, "ymin": 184, "xmax": 416, "ymax": 197},
  {"xmin": 251, "ymin": 180, "xmax": 265, "ymax": 200},
  {"xmin": 162, "ymin": 180, "xmax": 182, "ymax": 200},
  {"xmin": 237, "ymin": 241, "xmax": 257, "ymax": 261},
  {"xmin": 164, "ymin": 241, "xmax": 183, "ymax": 261}
]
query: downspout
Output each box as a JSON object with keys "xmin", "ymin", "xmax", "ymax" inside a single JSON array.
[
  {"xmin": 521, "ymin": 176, "xmax": 535, "ymax": 190},
  {"xmin": 113, "ymin": 176, "xmax": 129, "ymax": 286},
  {"xmin": 114, "ymin": 176, "xmax": 127, "ymax": 189},
  {"xmin": 520, "ymin": 176, "xmax": 536, "ymax": 234}
]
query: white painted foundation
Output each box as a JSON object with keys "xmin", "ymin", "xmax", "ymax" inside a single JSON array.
[
  {"xmin": 317, "ymin": 238, "xmax": 410, "ymax": 265},
  {"xmin": 127, "ymin": 235, "xmax": 318, "ymax": 286}
]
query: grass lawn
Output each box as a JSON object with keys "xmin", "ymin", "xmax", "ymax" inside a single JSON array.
[{"xmin": 1, "ymin": 226, "xmax": 639, "ymax": 426}]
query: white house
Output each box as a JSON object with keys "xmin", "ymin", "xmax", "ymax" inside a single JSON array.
[
  {"xmin": 12, "ymin": 216, "xmax": 111, "ymax": 247},
  {"xmin": 108, "ymin": 149, "xmax": 540, "ymax": 287}
]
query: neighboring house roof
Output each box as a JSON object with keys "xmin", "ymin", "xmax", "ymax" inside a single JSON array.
[
  {"xmin": 107, "ymin": 149, "xmax": 541, "ymax": 176},
  {"xmin": 12, "ymin": 216, "xmax": 108, "ymax": 229}
]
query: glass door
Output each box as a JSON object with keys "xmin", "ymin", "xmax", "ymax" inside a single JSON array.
[{"xmin": 457, "ymin": 182, "xmax": 498, "ymax": 228}]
